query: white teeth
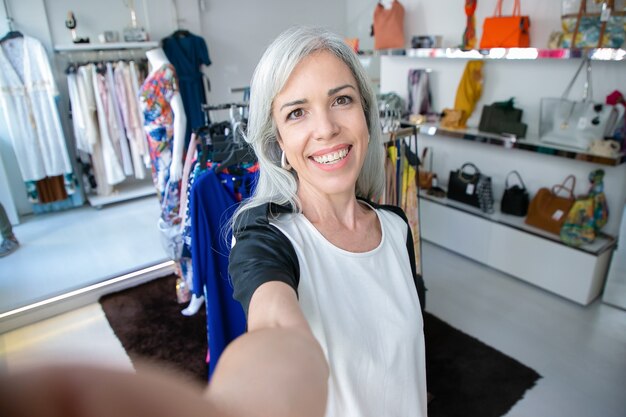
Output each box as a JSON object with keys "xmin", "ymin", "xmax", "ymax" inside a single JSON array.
[{"xmin": 312, "ymin": 147, "xmax": 349, "ymax": 164}]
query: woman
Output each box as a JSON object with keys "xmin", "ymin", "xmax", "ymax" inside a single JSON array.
[
  {"xmin": 223, "ymin": 26, "xmax": 427, "ymax": 417},
  {"xmin": 0, "ymin": 27, "xmax": 426, "ymax": 417}
]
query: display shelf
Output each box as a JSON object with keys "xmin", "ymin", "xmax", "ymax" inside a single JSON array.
[
  {"xmin": 412, "ymin": 123, "xmax": 626, "ymax": 167},
  {"xmin": 54, "ymin": 41, "xmax": 159, "ymax": 52},
  {"xmin": 419, "ymin": 190, "xmax": 616, "ymax": 256},
  {"xmin": 400, "ymin": 47, "xmax": 626, "ymax": 61},
  {"xmin": 87, "ymin": 181, "xmax": 156, "ymax": 209},
  {"xmin": 419, "ymin": 194, "xmax": 613, "ymax": 306}
]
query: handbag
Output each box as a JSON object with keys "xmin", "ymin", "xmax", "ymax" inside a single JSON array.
[
  {"xmin": 501, "ymin": 170, "xmax": 530, "ymax": 216},
  {"xmin": 447, "ymin": 162, "xmax": 495, "ymax": 213},
  {"xmin": 540, "ymin": 59, "xmax": 620, "ymax": 150},
  {"xmin": 158, "ymin": 180, "xmax": 184, "ymax": 260},
  {"xmin": 440, "ymin": 108, "xmax": 465, "ymax": 130},
  {"xmin": 560, "ymin": 0, "xmax": 626, "ymax": 48},
  {"xmin": 525, "ymin": 175, "xmax": 577, "ymax": 235},
  {"xmin": 588, "ymin": 139, "xmax": 621, "ymax": 157},
  {"xmin": 478, "ymin": 98, "xmax": 528, "ymax": 138},
  {"xmin": 418, "ymin": 147, "xmax": 436, "ymax": 190},
  {"xmin": 373, "ymin": 0, "xmax": 405, "ymax": 50},
  {"xmin": 561, "ymin": 169, "xmax": 609, "ymax": 246},
  {"xmin": 479, "ymin": 0, "xmax": 531, "ymax": 48}
]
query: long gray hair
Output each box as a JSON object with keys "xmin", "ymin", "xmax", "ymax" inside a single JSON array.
[{"xmin": 232, "ymin": 26, "xmax": 384, "ymax": 228}]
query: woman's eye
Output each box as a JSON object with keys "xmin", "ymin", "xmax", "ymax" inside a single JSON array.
[
  {"xmin": 287, "ymin": 108, "xmax": 304, "ymax": 120},
  {"xmin": 334, "ymin": 95, "xmax": 353, "ymax": 106}
]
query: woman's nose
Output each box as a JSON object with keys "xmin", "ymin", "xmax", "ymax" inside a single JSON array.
[{"xmin": 312, "ymin": 109, "xmax": 340, "ymax": 141}]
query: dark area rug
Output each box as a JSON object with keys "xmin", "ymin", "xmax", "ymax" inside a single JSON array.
[
  {"xmin": 101, "ymin": 275, "xmax": 540, "ymax": 416},
  {"xmin": 424, "ymin": 313, "xmax": 540, "ymax": 416},
  {"xmin": 100, "ymin": 274, "xmax": 208, "ymax": 384}
]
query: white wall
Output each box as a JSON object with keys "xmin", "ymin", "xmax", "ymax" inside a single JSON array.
[{"xmin": 199, "ymin": 0, "xmax": 347, "ymax": 106}]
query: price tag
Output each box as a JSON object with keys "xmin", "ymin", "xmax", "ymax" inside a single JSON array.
[
  {"xmin": 552, "ymin": 209, "xmax": 564, "ymax": 221},
  {"xmin": 466, "ymin": 184, "xmax": 475, "ymax": 195}
]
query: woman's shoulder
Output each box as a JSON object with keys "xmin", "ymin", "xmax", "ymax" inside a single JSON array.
[{"xmin": 233, "ymin": 202, "xmax": 294, "ymax": 235}]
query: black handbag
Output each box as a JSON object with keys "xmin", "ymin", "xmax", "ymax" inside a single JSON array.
[
  {"xmin": 479, "ymin": 98, "xmax": 528, "ymax": 138},
  {"xmin": 447, "ymin": 162, "xmax": 494, "ymax": 213},
  {"xmin": 501, "ymin": 170, "xmax": 530, "ymax": 217}
]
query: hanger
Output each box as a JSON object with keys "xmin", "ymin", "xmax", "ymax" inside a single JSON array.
[
  {"xmin": 172, "ymin": 29, "xmax": 191, "ymax": 38},
  {"xmin": 0, "ymin": 30, "xmax": 22, "ymax": 43},
  {"xmin": 213, "ymin": 146, "xmax": 255, "ymax": 174}
]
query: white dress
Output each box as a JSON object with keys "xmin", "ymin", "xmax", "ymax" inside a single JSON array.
[{"xmin": 0, "ymin": 36, "xmax": 73, "ymax": 181}]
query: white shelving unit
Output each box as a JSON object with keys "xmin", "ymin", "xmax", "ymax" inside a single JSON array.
[
  {"xmin": 54, "ymin": 41, "xmax": 159, "ymax": 52},
  {"xmin": 380, "ymin": 47, "xmax": 626, "ymax": 305},
  {"xmin": 416, "ymin": 123, "xmax": 626, "ymax": 166}
]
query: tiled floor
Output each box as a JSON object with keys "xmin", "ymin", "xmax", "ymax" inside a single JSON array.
[
  {"xmin": 0, "ymin": 197, "xmax": 167, "ymax": 313},
  {"xmin": 1, "ymin": 203, "xmax": 625, "ymax": 416}
]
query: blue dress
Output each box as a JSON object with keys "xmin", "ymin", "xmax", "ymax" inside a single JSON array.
[
  {"xmin": 162, "ymin": 31, "xmax": 211, "ymax": 146},
  {"xmin": 190, "ymin": 168, "xmax": 253, "ymax": 379}
]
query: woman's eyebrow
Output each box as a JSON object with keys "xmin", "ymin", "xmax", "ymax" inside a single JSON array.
[
  {"xmin": 280, "ymin": 98, "xmax": 307, "ymax": 111},
  {"xmin": 328, "ymin": 84, "xmax": 355, "ymax": 96}
]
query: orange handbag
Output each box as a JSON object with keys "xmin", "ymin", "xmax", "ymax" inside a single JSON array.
[
  {"xmin": 373, "ymin": 0, "xmax": 406, "ymax": 50},
  {"xmin": 479, "ymin": 0, "xmax": 531, "ymax": 48}
]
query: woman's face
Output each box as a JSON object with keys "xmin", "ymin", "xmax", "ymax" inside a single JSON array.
[{"xmin": 272, "ymin": 50, "xmax": 369, "ymax": 200}]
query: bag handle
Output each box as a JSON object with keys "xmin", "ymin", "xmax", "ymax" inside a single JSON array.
[
  {"xmin": 458, "ymin": 162, "xmax": 481, "ymax": 183},
  {"xmin": 571, "ymin": 0, "xmax": 587, "ymax": 48},
  {"xmin": 571, "ymin": 0, "xmax": 613, "ymax": 48},
  {"xmin": 420, "ymin": 147, "xmax": 433, "ymax": 171},
  {"xmin": 561, "ymin": 57, "xmax": 592, "ymax": 102},
  {"xmin": 494, "ymin": 0, "xmax": 521, "ymax": 17},
  {"xmin": 551, "ymin": 174, "xmax": 576, "ymax": 199},
  {"xmin": 505, "ymin": 170, "xmax": 526, "ymax": 190}
]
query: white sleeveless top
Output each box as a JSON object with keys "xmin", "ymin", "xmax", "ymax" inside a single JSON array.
[{"xmin": 271, "ymin": 208, "xmax": 427, "ymax": 417}]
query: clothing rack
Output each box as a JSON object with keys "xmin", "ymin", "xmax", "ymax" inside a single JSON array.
[{"xmin": 202, "ymin": 102, "xmax": 249, "ymax": 111}]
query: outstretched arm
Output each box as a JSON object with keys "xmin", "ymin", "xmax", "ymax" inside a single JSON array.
[{"xmin": 207, "ymin": 281, "xmax": 329, "ymax": 417}]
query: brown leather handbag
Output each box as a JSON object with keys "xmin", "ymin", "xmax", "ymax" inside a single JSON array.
[
  {"xmin": 418, "ymin": 147, "xmax": 436, "ymax": 190},
  {"xmin": 373, "ymin": 0, "xmax": 406, "ymax": 50},
  {"xmin": 525, "ymin": 175, "xmax": 577, "ymax": 235}
]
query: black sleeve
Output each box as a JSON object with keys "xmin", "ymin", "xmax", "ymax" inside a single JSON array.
[
  {"xmin": 229, "ymin": 204, "xmax": 300, "ymax": 318},
  {"xmin": 369, "ymin": 202, "xmax": 427, "ymax": 311}
]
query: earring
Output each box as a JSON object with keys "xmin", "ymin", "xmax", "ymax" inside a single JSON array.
[{"xmin": 281, "ymin": 150, "xmax": 292, "ymax": 170}]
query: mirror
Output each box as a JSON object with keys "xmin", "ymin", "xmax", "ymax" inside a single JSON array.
[{"xmin": 0, "ymin": 0, "xmax": 185, "ymax": 323}]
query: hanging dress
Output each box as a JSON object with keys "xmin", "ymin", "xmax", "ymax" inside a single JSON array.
[
  {"xmin": 0, "ymin": 36, "xmax": 73, "ymax": 182},
  {"xmin": 138, "ymin": 64, "xmax": 181, "ymax": 222},
  {"xmin": 162, "ymin": 32, "xmax": 211, "ymax": 144},
  {"xmin": 114, "ymin": 61, "xmax": 145, "ymax": 179},
  {"xmin": 92, "ymin": 64, "xmax": 125, "ymax": 186}
]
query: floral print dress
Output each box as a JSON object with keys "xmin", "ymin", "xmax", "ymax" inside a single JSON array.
[{"xmin": 139, "ymin": 64, "xmax": 181, "ymax": 223}]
